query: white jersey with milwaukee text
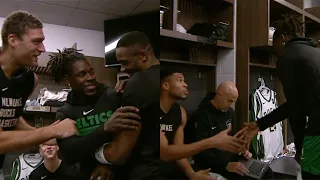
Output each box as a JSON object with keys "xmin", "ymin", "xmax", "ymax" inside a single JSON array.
[
  {"xmin": 252, "ymin": 87, "xmax": 284, "ymax": 161},
  {"xmin": 11, "ymin": 153, "xmax": 43, "ymax": 180}
]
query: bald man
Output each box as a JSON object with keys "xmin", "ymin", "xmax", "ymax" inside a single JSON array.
[
  {"xmin": 192, "ymin": 82, "xmax": 274, "ymax": 180},
  {"xmin": 159, "ymin": 70, "xmax": 247, "ymax": 180}
]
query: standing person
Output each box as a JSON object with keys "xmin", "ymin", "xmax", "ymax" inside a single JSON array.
[
  {"xmin": 47, "ymin": 48, "xmax": 141, "ymax": 179},
  {"xmin": 0, "ymin": 10, "xmax": 78, "ymax": 175},
  {"xmin": 243, "ymin": 14, "xmax": 320, "ymax": 179},
  {"xmin": 96, "ymin": 31, "xmax": 159, "ymax": 180}
]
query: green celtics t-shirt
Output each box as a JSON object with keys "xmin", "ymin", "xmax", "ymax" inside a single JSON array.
[
  {"xmin": 75, "ymin": 110, "xmax": 113, "ymax": 136},
  {"xmin": 56, "ymin": 84, "xmax": 120, "ymax": 136}
]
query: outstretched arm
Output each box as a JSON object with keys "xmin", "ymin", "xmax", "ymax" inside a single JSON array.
[
  {"xmin": 160, "ymin": 130, "xmax": 212, "ymax": 161},
  {"xmin": 0, "ymin": 120, "xmax": 76, "ymax": 154}
]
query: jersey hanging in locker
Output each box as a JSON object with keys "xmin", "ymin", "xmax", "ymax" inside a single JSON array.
[{"xmin": 251, "ymin": 86, "xmax": 284, "ymax": 161}]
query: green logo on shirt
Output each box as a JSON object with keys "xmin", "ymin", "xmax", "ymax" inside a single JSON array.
[{"xmin": 76, "ymin": 110, "xmax": 113, "ymax": 136}]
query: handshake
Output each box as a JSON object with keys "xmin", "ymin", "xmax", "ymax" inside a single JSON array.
[{"xmin": 208, "ymin": 122, "xmax": 260, "ymax": 155}]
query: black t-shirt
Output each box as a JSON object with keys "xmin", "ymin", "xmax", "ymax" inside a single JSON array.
[
  {"xmin": 158, "ymin": 103, "xmax": 186, "ymax": 178},
  {"xmin": 0, "ymin": 67, "xmax": 34, "ymax": 131},
  {"xmin": 160, "ymin": 103, "xmax": 181, "ymax": 144},
  {"xmin": 121, "ymin": 64, "xmax": 160, "ymax": 179},
  {"xmin": 0, "ymin": 67, "xmax": 35, "ymax": 168},
  {"xmin": 29, "ymin": 160, "xmax": 82, "ymax": 180}
]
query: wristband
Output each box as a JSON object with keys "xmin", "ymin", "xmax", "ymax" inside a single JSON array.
[{"xmin": 95, "ymin": 143, "xmax": 113, "ymax": 165}]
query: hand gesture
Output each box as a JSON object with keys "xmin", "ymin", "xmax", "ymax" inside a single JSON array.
[
  {"xmin": 226, "ymin": 162, "xmax": 249, "ymax": 176},
  {"xmin": 115, "ymin": 79, "xmax": 128, "ymax": 94},
  {"xmin": 90, "ymin": 164, "xmax": 113, "ymax": 180},
  {"xmin": 243, "ymin": 122, "xmax": 260, "ymax": 147},
  {"xmin": 190, "ymin": 168, "xmax": 215, "ymax": 180},
  {"xmin": 210, "ymin": 126, "xmax": 247, "ymax": 153},
  {"xmin": 104, "ymin": 106, "xmax": 141, "ymax": 133},
  {"xmin": 54, "ymin": 118, "xmax": 78, "ymax": 139},
  {"xmin": 241, "ymin": 150, "xmax": 252, "ymax": 160}
]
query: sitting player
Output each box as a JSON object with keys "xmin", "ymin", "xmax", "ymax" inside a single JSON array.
[
  {"xmin": 159, "ymin": 69, "xmax": 248, "ymax": 179},
  {"xmin": 29, "ymin": 139, "xmax": 81, "ymax": 180}
]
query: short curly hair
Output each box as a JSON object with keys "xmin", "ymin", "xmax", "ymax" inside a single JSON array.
[{"xmin": 1, "ymin": 11, "xmax": 43, "ymax": 49}]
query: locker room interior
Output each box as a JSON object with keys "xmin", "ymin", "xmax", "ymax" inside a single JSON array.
[{"xmin": 0, "ymin": 0, "xmax": 319, "ymax": 179}]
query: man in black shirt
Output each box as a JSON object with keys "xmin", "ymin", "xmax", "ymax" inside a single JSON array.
[
  {"xmin": 193, "ymin": 82, "xmax": 274, "ymax": 180},
  {"xmin": 97, "ymin": 31, "xmax": 160, "ymax": 180},
  {"xmin": 29, "ymin": 139, "xmax": 81, "ymax": 180},
  {"xmin": 243, "ymin": 14, "xmax": 320, "ymax": 179}
]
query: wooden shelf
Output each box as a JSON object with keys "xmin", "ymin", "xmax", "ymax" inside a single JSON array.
[
  {"xmin": 273, "ymin": 0, "xmax": 320, "ymax": 23},
  {"xmin": 160, "ymin": 28, "xmax": 234, "ymax": 48},
  {"xmin": 24, "ymin": 106, "xmax": 57, "ymax": 113},
  {"xmin": 160, "ymin": 58, "xmax": 216, "ymax": 67},
  {"xmin": 224, "ymin": 0, "xmax": 234, "ymax": 4},
  {"xmin": 273, "ymin": 0, "xmax": 304, "ymax": 14},
  {"xmin": 305, "ymin": 7, "xmax": 320, "ymax": 20},
  {"xmin": 217, "ymin": 40, "xmax": 234, "ymax": 48},
  {"xmin": 250, "ymin": 63, "xmax": 276, "ymax": 69}
]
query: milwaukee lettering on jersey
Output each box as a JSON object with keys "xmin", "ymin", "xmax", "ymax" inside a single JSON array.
[
  {"xmin": 0, "ymin": 109, "xmax": 16, "ymax": 117},
  {"xmin": 2, "ymin": 97, "xmax": 22, "ymax": 107},
  {"xmin": 0, "ymin": 97, "xmax": 22, "ymax": 128},
  {"xmin": 0, "ymin": 118, "xmax": 18, "ymax": 127},
  {"xmin": 160, "ymin": 124, "xmax": 173, "ymax": 132}
]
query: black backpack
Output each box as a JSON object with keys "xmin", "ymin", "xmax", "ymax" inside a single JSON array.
[{"xmin": 187, "ymin": 22, "xmax": 229, "ymax": 43}]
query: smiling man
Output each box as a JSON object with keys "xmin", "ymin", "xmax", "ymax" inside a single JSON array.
[
  {"xmin": 0, "ymin": 11, "xmax": 78, "ymax": 179},
  {"xmin": 29, "ymin": 139, "xmax": 81, "ymax": 180},
  {"xmin": 48, "ymin": 48, "xmax": 141, "ymax": 179}
]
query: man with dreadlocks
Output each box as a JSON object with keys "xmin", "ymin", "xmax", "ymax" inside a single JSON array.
[
  {"xmin": 243, "ymin": 14, "xmax": 320, "ymax": 179},
  {"xmin": 47, "ymin": 48, "xmax": 141, "ymax": 179}
]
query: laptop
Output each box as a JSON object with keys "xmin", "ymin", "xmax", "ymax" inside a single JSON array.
[{"xmin": 239, "ymin": 143, "xmax": 282, "ymax": 179}]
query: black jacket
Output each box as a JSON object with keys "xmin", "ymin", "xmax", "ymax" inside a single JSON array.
[
  {"xmin": 56, "ymin": 83, "xmax": 121, "ymax": 178},
  {"xmin": 257, "ymin": 38, "xmax": 320, "ymax": 154},
  {"xmin": 192, "ymin": 92, "xmax": 239, "ymax": 176}
]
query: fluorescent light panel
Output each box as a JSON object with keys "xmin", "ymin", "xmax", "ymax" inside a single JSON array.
[{"xmin": 104, "ymin": 38, "xmax": 120, "ymax": 54}]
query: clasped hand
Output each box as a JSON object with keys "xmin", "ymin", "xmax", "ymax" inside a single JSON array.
[{"xmin": 212, "ymin": 126, "xmax": 249, "ymax": 154}]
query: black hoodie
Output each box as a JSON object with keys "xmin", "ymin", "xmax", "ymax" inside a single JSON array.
[
  {"xmin": 257, "ymin": 37, "xmax": 320, "ymax": 154},
  {"xmin": 192, "ymin": 92, "xmax": 240, "ymax": 176},
  {"xmin": 56, "ymin": 83, "xmax": 121, "ymax": 179}
]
